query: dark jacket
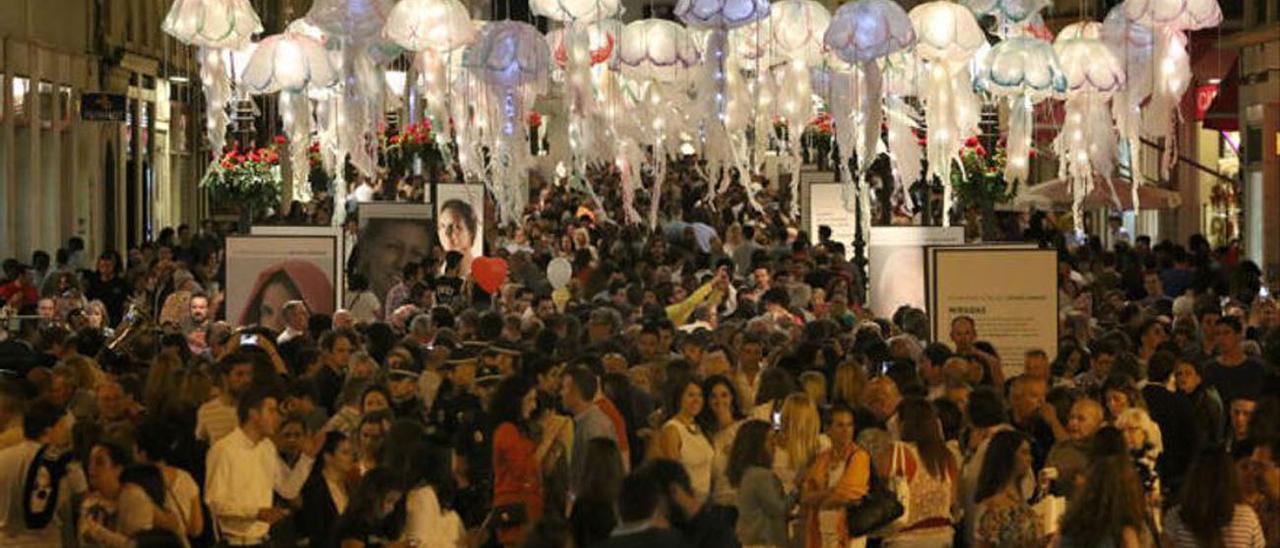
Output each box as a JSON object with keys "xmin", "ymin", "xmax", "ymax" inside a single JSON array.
[
  {"xmin": 1141, "ymin": 384, "xmax": 1195, "ymax": 492},
  {"xmin": 298, "ymin": 473, "xmax": 342, "ymax": 548}
]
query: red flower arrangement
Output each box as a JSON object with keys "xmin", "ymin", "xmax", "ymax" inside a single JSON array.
[
  {"xmin": 203, "ymin": 140, "xmax": 284, "ymax": 214},
  {"xmin": 807, "ymin": 112, "xmax": 833, "ymax": 136},
  {"xmin": 528, "ymin": 111, "xmax": 543, "ymax": 128}
]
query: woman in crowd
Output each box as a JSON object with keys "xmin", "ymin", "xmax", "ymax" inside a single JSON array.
[
  {"xmin": 802, "ymin": 405, "xmax": 871, "ymax": 548},
  {"xmin": 1102, "ymin": 375, "xmax": 1145, "ymax": 423},
  {"xmin": 729, "ymin": 419, "xmax": 788, "ymax": 548},
  {"xmin": 1058, "ymin": 456, "xmax": 1152, "ymax": 548},
  {"xmin": 701, "ymin": 374, "xmax": 746, "ymax": 509},
  {"xmin": 1163, "ymin": 449, "xmax": 1266, "ymax": 548},
  {"xmin": 658, "ymin": 377, "xmax": 715, "ymax": 501},
  {"xmin": 399, "ymin": 441, "xmax": 465, "ymax": 548},
  {"xmin": 883, "ymin": 397, "xmax": 957, "ymax": 547},
  {"xmin": 355, "ymin": 410, "xmax": 392, "ymax": 479},
  {"xmin": 300, "ymin": 432, "xmax": 356, "ymax": 548},
  {"xmin": 335, "ymin": 467, "xmax": 407, "ymax": 548},
  {"xmin": 345, "ymin": 273, "xmax": 382, "ymax": 324},
  {"xmin": 775, "ymin": 393, "xmax": 826, "ymax": 496},
  {"xmin": 568, "ymin": 438, "xmax": 624, "ymax": 548},
  {"xmin": 490, "ymin": 375, "xmax": 545, "ymax": 547},
  {"xmin": 972, "ymin": 430, "xmax": 1042, "ymax": 548},
  {"xmin": 1173, "ymin": 357, "xmax": 1226, "ymax": 450},
  {"xmin": 1115, "ymin": 407, "xmax": 1164, "ymax": 509},
  {"xmin": 134, "ymin": 420, "xmax": 204, "ymax": 542},
  {"xmin": 80, "ymin": 444, "xmax": 181, "ymax": 547}
]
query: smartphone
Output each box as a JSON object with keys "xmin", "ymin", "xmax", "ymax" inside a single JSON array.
[
  {"xmin": 1261, "ymin": 286, "xmax": 1271, "ymax": 299},
  {"xmin": 880, "ymin": 361, "xmax": 894, "ymax": 375},
  {"xmin": 240, "ymin": 334, "xmax": 260, "ymax": 346},
  {"xmin": 770, "ymin": 410, "xmax": 783, "ymax": 430}
]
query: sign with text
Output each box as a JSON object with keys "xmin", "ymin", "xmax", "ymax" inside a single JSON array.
[
  {"xmin": 927, "ymin": 246, "xmax": 1058, "ymax": 366},
  {"xmin": 81, "ymin": 93, "xmax": 127, "ymax": 122},
  {"xmin": 805, "ymin": 182, "xmax": 857, "ymax": 259},
  {"xmin": 867, "ymin": 226, "xmax": 965, "ymax": 319}
]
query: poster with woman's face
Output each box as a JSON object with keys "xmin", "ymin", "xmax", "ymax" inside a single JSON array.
[
  {"xmin": 435, "ymin": 184, "xmax": 485, "ymax": 276},
  {"xmin": 226, "ymin": 236, "xmax": 339, "ymax": 331},
  {"xmin": 356, "ymin": 203, "xmax": 433, "ymax": 300}
]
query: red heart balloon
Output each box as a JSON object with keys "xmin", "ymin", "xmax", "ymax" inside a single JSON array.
[{"xmin": 471, "ymin": 256, "xmax": 508, "ymax": 295}]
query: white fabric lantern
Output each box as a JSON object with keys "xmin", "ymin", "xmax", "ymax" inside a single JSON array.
[
  {"xmin": 161, "ymin": 0, "xmax": 263, "ymax": 157},
  {"xmin": 381, "ymin": 0, "xmax": 476, "ymax": 52},
  {"xmin": 241, "ymin": 32, "xmax": 338, "ymax": 94},
  {"xmin": 1122, "ymin": 0, "xmax": 1221, "ymax": 174},
  {"xmin": 1054, "ymin": 26, "xmax": 1126, "ymax": 234},
  {"xmin": 531, "ymin": 0, "xmax": 622, "ymax": 23},
  {"xmin": 676, "ymin": 0, "xmax": 771, "ymax": 29},
  {"xmin": 909, "ymin": 1, "xmax": 986, "ymax": 226},
  {"xmin": 825, "ymin": 0, "xmax": 916, "ymax": 64},
  {"xmin": 306, "ymin": 0, "xmax": 394, "ymax": 42},
  {"xmin": 618, "ymin": 19, "xmax": 701, "ymax": 82},
  {"xmin": 975, "ymin": 36, "xmax": 1065, "ymax": 185}
]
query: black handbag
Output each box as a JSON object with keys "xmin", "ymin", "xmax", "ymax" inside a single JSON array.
[{"xmin": 844, "ymin": 456, "xmax": 905, "ymax": 537}]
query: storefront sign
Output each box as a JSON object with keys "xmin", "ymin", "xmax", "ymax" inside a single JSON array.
[
  {"xmin": 81, "ymin": 93, "xmax": 126, "ymax": 121},
  {"xmin": 1195, "ymin": 84, "xmax": 1219, "ymax": 120}
]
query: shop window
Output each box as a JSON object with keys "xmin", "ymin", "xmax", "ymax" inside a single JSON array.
[
  {"xmin": 38, "ymin": 80, "xmax": 55, "ymax": 127},
  {"xmin": 11, "ymin": 76, "xmax": 30, "ymax": 120},
  {"xmin": 1246, "ymin": 126, "xmax": 1262, "ymax": 164}
]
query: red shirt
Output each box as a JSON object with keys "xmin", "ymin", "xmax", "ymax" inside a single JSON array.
[
  {"xmin": 493, "ymin": 422, "xmax": 543, "ymax": 545},
  {"xmin": 0, "ymin": 281, "xmax": 37, "ymax": 308}
]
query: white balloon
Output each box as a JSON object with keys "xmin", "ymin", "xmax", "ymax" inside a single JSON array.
[{"xmin": 547, "ymin": 258, "xmax": 573, "ymax": 289}]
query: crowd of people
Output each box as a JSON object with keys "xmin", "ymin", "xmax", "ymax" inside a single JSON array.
[{"xmin": 0, "ymin": 172, "xmax": 1279, "ymax": 548}]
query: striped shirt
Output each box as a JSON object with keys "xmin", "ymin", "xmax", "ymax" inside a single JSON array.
[
  {"xmin": 195, "ymin": 397, "xmax": 239, "ymax": 443},
  {"xmin": 1163, "ymin": 504, "xmax": 1265, "ymax": 548}
]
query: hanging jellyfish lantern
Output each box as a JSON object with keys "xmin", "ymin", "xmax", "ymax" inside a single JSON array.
[
  {"xmin": 974, "ymin": 36, "xmax": 1065, "ymax": 185},
  {"xmin": 617, "ymin": 19, "xmax": 702, "ymax": 227},
  {"xmin": 880, "ymin": 50, "xmax": 924, "ymax": 212},
  {"xmin": 676, "ymin": 0, "xmax": 770, "ymax": 210},
  {"xmin": 1102, "ymin": 5, "xmax": 1154, "ymax": 210},
  {"xmin": 1122, "ymin": 0, "xmax": 1222, "ymax": 176},
  {"xmin": 908, "ymin": 1, "xmax": 986, "ymax": 227},
  {"xmin": 240, "ymin": 30, "xmax": 339, "ymax": 203},
  {"xmin": 382, "ymin": 0, "xmax": 476, "ymax": 132},
  {"xmin": 161, "ymin": 0, "xmax": 263, "ymax": 160},
  {"xmin": 463, "ymin": 21, "xmax": 551, "ymax": 225},
  {"xmin": 1053, "ymin": 23, "xmax": 1126, "ymax": 236},
  {"xmin": 823, "ymin": 0, "xmax": 915, "ymax": 235},
  {"xmin": 755, "ymin": 0, "xmax": 830, "ymax": 219}
]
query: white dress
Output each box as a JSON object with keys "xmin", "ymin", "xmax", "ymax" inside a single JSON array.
[{"xmin": 664, "ymin": 418, "xmax": 716, "ymax": 501}]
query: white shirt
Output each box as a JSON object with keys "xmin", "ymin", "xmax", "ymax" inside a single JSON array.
[
  {"xmin": 277, "ymin": 326, "xmax": 306, "ymax": 346},
  {"xmin": 205, "ymin": 428, "xmax": 314, "ymax": 543},
  {"xmin": 402, "ymin": 486, "xmax": 465, "ymax": 548},
  {"xmin": 353, "ymin": 183, "xmax": 375, "ymax": 203},
  {"xmin": 0, "ymin": 440, "xmax": 88, "ymax": 546}
]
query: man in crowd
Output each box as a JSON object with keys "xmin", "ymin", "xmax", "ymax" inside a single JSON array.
[
  {"xmin": 205, "ymin": 386, "xmax": 318, "ymax": 546},
  {"xmin": 196, "ymin": 352, "xmax": 255, "ymax": 443},
  {"xmin": 1047, "ymin": 397, "xmax": 1105, "ymax": 498}
]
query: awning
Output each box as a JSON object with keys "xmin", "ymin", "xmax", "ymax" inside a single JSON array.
[{"xmin": 1203, "ymin": 64, "xmax": 1239, "ymax": 131}]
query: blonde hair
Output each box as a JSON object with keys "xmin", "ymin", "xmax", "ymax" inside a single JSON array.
[
  {"xmin": 832, "ymin": 360, "xmax": 868, "ymax": 407},
  {"xmin": 1115, "ymin": 407, "xmax": 1163, "ymax": 456},
  {"xmin": 780, "ymin": 393, "xmax": 821, "ymax": 472},
  {"xmin": 799, "ymin": 371, "xmax": 828, "ymax": 407}
]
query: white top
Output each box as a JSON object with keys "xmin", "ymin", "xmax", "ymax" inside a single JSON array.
[
  {"xmin": 1163, "ymin": 504, "xmax": 1265, "ymax": 548},
  {"xmin": 204, "ymin": 428, "xmax": 314, "ymax": 543},
  {"xmin": 346, "ymin": 291, "xmax": 381, "ymax": 324},
  {"xmin": 403, "ymin": 486, "xmax": 465, "ymax": 548},
  {"xmin": 164, "ymin": 467, "xmax": 200, "ymax": 539},
  {"xmin": 664, "ymin": 419, "xmax": 715, "ymax": 501},
  {"xmin": 709, "ymin": 421, "xmax": 743, "ymax": 507}
]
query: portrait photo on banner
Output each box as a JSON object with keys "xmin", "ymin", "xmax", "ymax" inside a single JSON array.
[
  {"xmin": 353, "ymin": 202, "xmax": 434, "ymax": 302},
  {"xmin": 225, "ymin": 235, "xmax": 340, "ymax": 331},
  {"xmin": 435, "ymin": 184, "xmax": 485, "ymax": 278}
]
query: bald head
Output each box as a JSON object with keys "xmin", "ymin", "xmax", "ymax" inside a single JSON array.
[{"xmin": 1067, "ymin": 398, "xmax": 1104, "ymax": 441}]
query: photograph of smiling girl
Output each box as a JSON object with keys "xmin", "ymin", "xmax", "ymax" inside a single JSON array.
[
  {"xmin": 435, "ymin": 184, "xmax": 485, "ymax": 277},
  {"xmin": 354, "ymin": 203, "xmax": 433, "ymax": 301},
  {"xmin": 226, "ymin": 236, "xmax": 338, "ymax": 331}
]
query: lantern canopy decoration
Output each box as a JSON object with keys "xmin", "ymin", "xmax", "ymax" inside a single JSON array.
[
  {"xmin": 961, "ymin": 0, "xmax": 1051, "ymax": 33},
  {"xmin": 1054, "ymin": 22, "xmax": 1126, "ymax": 235},
  {"xmin": 1122, "ymin": 0, "xmax": 1220, "ymax": 175},
  {"xmin": 909, "ymin": 1, "xmax": 986, "ymax": 226},
  {"xmin": 464, "ymin": 21, "xmax": 551, "ymax": 225},
  {"xmin": 974, "ymin": 36, "xmax": 1066, "ymax": 185},
  {"xmin": 531, "ymin": 0, "xmax": 622, "ymax": 24},
  {"xmin": 823, "ymin": 0, "xmax": 915, "ymax": 229},
  {"xmin": 161, "ymin": 0, "xmax": 263, "ymax": 159}
]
